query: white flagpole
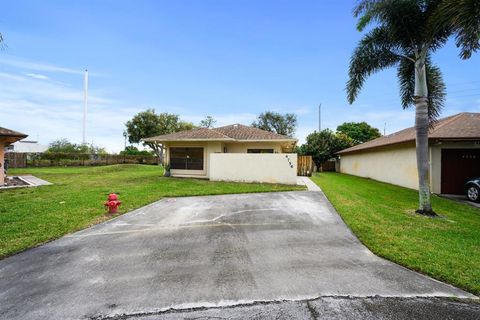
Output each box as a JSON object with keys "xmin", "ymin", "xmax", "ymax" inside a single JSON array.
[{"xmin": 82, "ymin": 69, "xmax": 88, "ymax": 145}]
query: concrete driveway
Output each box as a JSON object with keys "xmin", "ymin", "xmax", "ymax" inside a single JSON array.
[{"xmin": 0, "ymin": 191, "xmax": 477, "ymax": 319}]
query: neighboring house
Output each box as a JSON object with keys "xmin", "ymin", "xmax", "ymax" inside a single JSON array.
[
  {"xmin": 0, "ymin": 127, "xmax": 28, "ymax": 185},
  {"xmin": 337, "ymin": 112, "xmax": 480, "ymax": 195},
  {"xmin": 6, "ymin": 140, "xmax": 48, "ymax": 153},
  {"xmin": 144, "ymin": 124, "xmax": 298, "ymax": 184}
]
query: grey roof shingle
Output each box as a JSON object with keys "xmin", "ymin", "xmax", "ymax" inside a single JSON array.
[{"xmin": 338, "ymin": 112, "xmax": 480, "ymax": 154}]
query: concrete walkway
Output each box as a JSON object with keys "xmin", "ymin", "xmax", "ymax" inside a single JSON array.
[
  {"xmin": 18, "ymin": 175, "xmax": 52, "ymax": 186},
  {"xmin": 0, "ymin": 191, "xmax": 476, "ymax": 320},
  {"xmin": 297, "ymin": 176, "xmax": 322, "ymax": 191}
]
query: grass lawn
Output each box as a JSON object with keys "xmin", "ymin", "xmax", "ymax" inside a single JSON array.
[
  {"xmin": 311, "ymin": 172, "xmax": 480, "ymax": 295},
  {"xmin": 0, "ymin": 164, "xmax": 304, "ymax": 259}
]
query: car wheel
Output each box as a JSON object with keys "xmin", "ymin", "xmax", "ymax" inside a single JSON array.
[{"xmin": 466, "ymin": 185, "xmax": 480, "ymax": 203}]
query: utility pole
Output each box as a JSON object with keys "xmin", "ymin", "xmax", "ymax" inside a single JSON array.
[
  {"xmin": 123, "ymin": 130, "xmax": 127, "ymax": 164},
  {"xmin": 82, "ymin": 69, "xmax": 88, "ymax": 145},
  {"xmin": 384, "ymin": 122, "xmax": 386, "ymax": 135},
  {"xmin": 318, "ymin": 103, "xmax": 322, "ymax": 131}
]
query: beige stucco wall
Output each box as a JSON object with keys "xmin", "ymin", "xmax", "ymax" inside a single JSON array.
[
  {"xmin": 430, "ymin": 142, "xmax": 480, "ymax": 194},
  {"xmin": 165, "ymin": 141, "xmax": 289, "ymax": 179},
  {"xmin": 223, "ymin": 142, "xmax": 283, "ymax": 153},
  {"xmin": 0, "ymin": 142, "xmax": 4, "ymax": 185},
  {"xmin": 340, "ymin": 144, "xmax": 419, "ymax": 190},
  {"xmin": 209, "ymin": 153, "xmax": 298, "ymax": 184}
]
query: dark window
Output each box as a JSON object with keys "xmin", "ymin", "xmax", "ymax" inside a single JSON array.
[
  {"xmin": 170, "ymin": 147, "xmax": 204, "ymax": 170},
  {"xmin": 247, "ymin": 149, "xmax": 274, "ymax": 154}
]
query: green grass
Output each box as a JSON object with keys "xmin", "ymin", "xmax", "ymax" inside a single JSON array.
[
  {"xmin": 0, "ymin": 164, "xmax": 303, "ymax": 258},
  {"xmin": 311, "ymin": 172, "xmax": 480, "ymax": 295}
]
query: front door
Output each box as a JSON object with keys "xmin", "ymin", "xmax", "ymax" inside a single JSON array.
[{"xmin": 441, "ymin": 149, "xmax": 480, "ymax": 194}]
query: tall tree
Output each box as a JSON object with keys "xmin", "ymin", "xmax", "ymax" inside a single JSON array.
[
  {"xmin": 251, "ymin": 111, "xmax": 297, "ymax": 137},
  {"xmin": 125, "ymin": 109, "xmax": 194, "ymax": 163},
  {"xmin": 298, "ymin": 130, "xmax": 354, "ymax": 169},
  {"xmin": 336, "ymin": 122, "xmax": 381, "ymax": 144},
  {"xmin": 199, "ymin": 116, "xmax": 217, "ymax": 128},
  {"xmin": 347, "ymin": 0, "xmax": 480, "ymax": 215}
]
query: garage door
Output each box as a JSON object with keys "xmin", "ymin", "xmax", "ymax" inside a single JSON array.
[{"xmin": 441, "ymin": 149, "xmax": 480, "ymax": 194}]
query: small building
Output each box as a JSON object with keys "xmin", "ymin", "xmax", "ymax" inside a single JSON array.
[
  {"xmin": 144, "ymin": 124, "xmax": 298, "ymax": 184},
  {"xmin": 6, "ymin": 140, "xmax": 48, "ymax": 153},
  {"xmin": 0, "ymin": 127, "xmax": 28, "ymax": 185},
  {"xmin": 337, "ymin": 112, "xmax": 480, "ymax": 195}
]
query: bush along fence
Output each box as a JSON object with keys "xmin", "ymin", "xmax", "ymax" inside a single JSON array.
[{"xmin": 5, "ymin": 152, "xmax": 159, "ymax": 168}]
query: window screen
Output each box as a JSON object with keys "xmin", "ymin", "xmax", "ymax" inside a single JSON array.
[
  {"xmin": 247, "ymin": 149, "xmax": 274, "ymax": 154},
  {"xmin": 170, "ymin": 147, "xmax": 204, "ymax": 170}
]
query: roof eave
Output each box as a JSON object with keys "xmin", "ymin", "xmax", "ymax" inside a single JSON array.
[
  {"xmin": 337, "ymin": 140, "xmax": 415, "ymax": 155},
  {"xmin": 142, "ymin": 138, "xmax": 235, "ymax": 143},
  {"xmin": 234, "ymin": 139, "xmax": 297, "ymax": 143}
]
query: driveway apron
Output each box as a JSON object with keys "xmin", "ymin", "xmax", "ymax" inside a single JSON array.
[{"xmin": 0, "ymin": 191, "xmax": 475, "ymax": 319}]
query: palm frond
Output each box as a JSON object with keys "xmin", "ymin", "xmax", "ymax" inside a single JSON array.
[
  {"xmin": 397, "ymin": 57, "xmax": 415, "ymax": 109},
  {"xmin": 438, "ymin": 0, "xmax": 480, "ymax": 59},
  {"xmin": 426, "ymin": 61, "xmax": 446, "ymax": 124},
  {"xmin": 347, "ymin": 26, "xmax": 401, "ymax": 103}
]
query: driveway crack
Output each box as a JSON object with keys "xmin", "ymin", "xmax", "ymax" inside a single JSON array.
[{"xmin": 306, "ymin": 300, "xmax": 320, "ymax": 319}]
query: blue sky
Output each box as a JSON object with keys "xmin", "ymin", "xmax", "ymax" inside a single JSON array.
[{"xmin": 1, "ymin": 0, "xmax": 479, "ymax": 152}]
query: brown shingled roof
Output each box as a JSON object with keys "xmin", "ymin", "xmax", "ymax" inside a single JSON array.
[
  {"xmin": 0, "ymin": 127, "xmax": 28, "ymax": 144},
  {"xmin": 143, "ymin": 124, "xmax": 296, "ymax": 142},
  {"xmin": 338, "ymin": 112, "xmax": 480, "ymax": 154},
  {"xmin": 143, "ymin": 127, "xmax": 233, "ymax": 142},
  {"xmin": 215, "ymin": 124, "xmax": 295, "ymax": 141}
]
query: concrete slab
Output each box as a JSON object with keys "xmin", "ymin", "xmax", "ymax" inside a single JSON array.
[
  {"xmin": 440, "ymin": 194, "xmax": 480, "ymax": 209},
  {"xmin": 18, "ymin": 175, "xmax": 52, "ymax": 186},
  {"xmin": 0, "ymin": 191, "xmax": 475, "ymax": 320}
]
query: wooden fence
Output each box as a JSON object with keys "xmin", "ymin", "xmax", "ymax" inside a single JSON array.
[
  {"xmin": 319, "ymin": 160, "xmax": 336, "ymax": 172},
  {"xmin": 5, "ymin": 152, "xmax": 27, "ymax": 168},
  {"xmin": 297, "ymin": 155, "xmax": 314, "ymax": 176},
  {"xmin": 5, "ymin": 152, "xmax": 159, "ymax": 168}
]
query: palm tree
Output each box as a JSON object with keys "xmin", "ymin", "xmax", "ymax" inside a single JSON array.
[{"xmin": 346, "ymin": 0, "xmax": 480, "ymax": 215}]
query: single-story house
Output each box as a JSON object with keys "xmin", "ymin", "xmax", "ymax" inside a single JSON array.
[
  {"xmin": 6, "ymin": 140, "xmax": 48, "ymax": 153},
  {"xmin": 337, "ymin": 112, "xmax": 480, "ymax": 195},
  {"xmin": 143, "ymin": 124, "xmax": 298, "ymax": 184},
  {"xmin": 0, "ymin": 127, "xmax": 28, "ymax": 185}
]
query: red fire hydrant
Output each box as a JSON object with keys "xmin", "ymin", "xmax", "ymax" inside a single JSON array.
[{"xmin": 104, "ymin": 193, "xmax": 121, "ymax": 214}]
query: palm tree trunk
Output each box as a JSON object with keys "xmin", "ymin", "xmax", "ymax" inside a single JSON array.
[{"xmin": 414, "ymin": 57, "xmax": 435, "ymax": 215}]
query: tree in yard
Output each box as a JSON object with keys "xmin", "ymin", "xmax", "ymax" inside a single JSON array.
[
  {"xmin": 47, "ymin": 139, "xmax": 106, "ymax": 154},
  {"xmin": 199, "ymin": 116, "xmax": 217, "ymax": 128},
  {"xmin": 251, "ymin": 111, "xmax": 297, "ymax": 137},
  {"xmin": 347, "ymin": 0, "xmax": 480, "ymax": 215},
  {"xmin": 298, "ymin": 130, "xmax": 354, "ymax": 169},
  {"xmin": 125, "ymin": 109, "xmax": 194, "ymax": 164},
  {"xmin": 336, "ymin": 121, "xmax": 381, "ymax": 144},
  {"xmin": 119, "ymin": 146, "xmax": 154, "ymax": 156}
]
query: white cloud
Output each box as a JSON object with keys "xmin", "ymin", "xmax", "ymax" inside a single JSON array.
[
  {"xmin": 0, "ymin": 70, "xmax": 133, "ymax": 153},
  {"xmin": 24, "ymin": 72, "xmax": 49, "ymax": 80},
  {"xmin": 0, "ymin": 55, "xmax": 84, "ymax": 75}
]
